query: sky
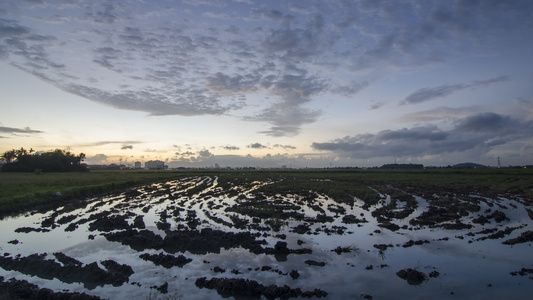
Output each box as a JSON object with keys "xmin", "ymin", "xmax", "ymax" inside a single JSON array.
[{"xmin": 1, "ymin": 0, "xmax": 533, "ymax": 168}]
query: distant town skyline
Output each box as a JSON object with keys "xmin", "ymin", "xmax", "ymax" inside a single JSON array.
[{"xmin": 1, "ymin": 1, "xmax": 532, "ymax": 168}]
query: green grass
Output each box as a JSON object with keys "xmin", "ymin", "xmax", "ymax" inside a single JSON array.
[{"xmin": 1, "ymin": 168, "xmax": 532, "ymax": 214}]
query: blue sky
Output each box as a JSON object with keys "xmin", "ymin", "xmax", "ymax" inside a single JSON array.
[{"xmin": 1, "ymin": 0, "xmax": 532, "ymax": 168}]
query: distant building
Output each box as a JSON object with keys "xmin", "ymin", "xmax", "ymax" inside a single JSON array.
[
  {"xmin": 134, "ymin": 161, "xmax": 142, "ymax": 169},
  {"xmin": 145, "ymin": 160, "xmax": 167, "ymax": 170}
]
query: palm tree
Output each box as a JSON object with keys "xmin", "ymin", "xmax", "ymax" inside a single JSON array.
[{"xmin": 1, "ymin": 149, "xmax": 17, "ymax": 163}]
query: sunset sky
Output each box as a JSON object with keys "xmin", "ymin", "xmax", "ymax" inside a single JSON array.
[{"xmin": 1, "ymin": 0, "xmax": 532, "ymax": 168}]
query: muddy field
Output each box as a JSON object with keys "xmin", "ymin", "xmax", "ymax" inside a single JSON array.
[{"xmin": 1, "ymin": 174, "xmax": 532, "ymax": 299}]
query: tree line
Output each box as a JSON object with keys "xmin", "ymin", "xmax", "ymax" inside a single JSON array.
[{"xmin": 1, "ymin": 147, "xmax": 88, "ymax": 172}]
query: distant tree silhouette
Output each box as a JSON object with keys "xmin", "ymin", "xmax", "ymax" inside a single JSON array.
[
  {"xmin": 1, "ymin": 148, "xmax": 88, "ymax": 172},
  {"xmin": 380, "ymin": 163, "xmax": 424, "ymax": 169}
]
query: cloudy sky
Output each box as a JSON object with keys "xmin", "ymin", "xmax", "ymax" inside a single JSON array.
[{"xmin": 1, "ymin": 0, "xmax": 533, "ymax": 168}]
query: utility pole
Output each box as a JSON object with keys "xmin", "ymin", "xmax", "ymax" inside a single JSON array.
[{"xmin": 497, "ymin": 157, "xmax": 501, "ymax": 168}]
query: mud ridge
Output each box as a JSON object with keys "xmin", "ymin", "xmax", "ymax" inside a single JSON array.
[
  {"xmin": 0, "ymin": 276, "xmax": 103, "ymax": 300},
  {"xmin": 195, "ymin": 276, "xmax": 328, "ymax": 299}
]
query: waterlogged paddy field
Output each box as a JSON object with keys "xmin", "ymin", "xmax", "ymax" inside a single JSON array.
[{"xmin": 1, "ymin": 172, "xmax": 533, "ymax": 299}]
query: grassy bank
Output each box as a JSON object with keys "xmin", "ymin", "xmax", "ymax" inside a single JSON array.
[{"xmin": 1, "ymin": 168, "xmax": 532, "ymax": 214}]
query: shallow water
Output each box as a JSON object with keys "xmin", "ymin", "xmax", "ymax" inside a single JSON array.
[{"xmin": 1, "ymin": 176, "xmax": 532, "ymax": 299}]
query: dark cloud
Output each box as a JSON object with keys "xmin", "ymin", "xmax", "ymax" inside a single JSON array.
[
  {"xmin": 455, "ymin": 112, "xmax": 520, "ymax": 133},
  {"xmin": 312, "ymin": 113, "xmax": 533, "ymax": 160},
  {"xmin": 83, "ymin": 1, "xmax": 118, "ymax": 24},
  {"xmin": 379, "ymin": 127, "xmax": 448, "ymax": 142},
  {"xmin": 273, "ymin": 144, "xmax": 296, "ymax": 150},
  {"xmin": 92, "ymin": 47, "xmax": 123, "ymax": 70},
  {"xmin": 198, "ymin": 149, "xmax": 212, "ymax": 157},
  {"xmin": 261, "ymin": 14, "xmax": 326, "ymax": 61},
  {"xmin": 248, "ymin": 143, "xmax": 267, "ymax": 149},
  {"xmin": 344, "ymin": 0, "xmax": 533, "ymax": 71},
  {"xmin": 251, "ymin": 106, "xmax": 321, "ymax": 137},
  {"xmin": 429, "ymin": 1, "xmax": 533, "ymax": 34},
  {"xmin": 271, "ymin": 75, "xmax": 328, "ymax": 103},
  {"xmin": 251, "ymin": 8, "xmax": 293, "ymax": 24},
  {"xmin": 472, "ymin": 76, "xmax": 512, "ymax": 86},
  {"xmin": 402, "ymin": 76, "xmax": 510, "ymax": 105},
  {"xmin": 183, "ymin": 0, "xmax": 226, "ymax": 7},
  {"xmin": 0, "ymin": 18, "xmax": 30, "ymax": 38},
  {"xmin": 0, "ymin": 126, "xmax": 43, "ymax": 134},
  {"xmin": 176, "ymin": 151, "xmax": 195, "ymax": 156},
  {"xmin": 206, "ymin": 72, "xmax": 260, "ymax": 95},
  {"xmin": 121, "ymin": 145, "xmax": 133, "ymax": 150},
  {"xmin": 63, "ymin": 84, "xmax": 231, "ymax": 116},
  {"xmin": 368, "ymin": 102, "xmax": 385, "ymax": 111},
  {"xmin": 231, "ymin": 73, "xmax": 326, "ymax": 136},
  {"xmin": 402, "ymin": 84, "xmax": 464, "ymax": 105},
  {"xmin": 223, "ymin": 145, "xmax": 240, "ymax": 151}
]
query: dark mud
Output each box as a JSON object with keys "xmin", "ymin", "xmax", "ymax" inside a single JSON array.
[
  {"xmin": 0, "ymin": 276, "xmax": 103, "ymax": 300},
  {"xmin": 104, "ymin": 228, "xmax": 268, "ymax": 255},
  {"xmin": 0, "ymin": 253, "xmax": 133, "ymax": 290},
  {"xmin": 502, "ymin": 230, "xmax": 533, "ymax": 245},
  {"xmin": 195, "ymin": 277, "xmax": 328, "ymax": 299},
  {"xmin": 396, "ymin": 268, "xmax": 427, "ymax": 285},
  {"xmin": 510, "ymin": 267, "xmax": 533, "ymax": 278},
  {"xmin": 139, "ymin": 252, "xmax": 192, "ymax": 268},
  {"xmin": 15, "ymin": 227, "xmax": 50, "ymax": 233}
]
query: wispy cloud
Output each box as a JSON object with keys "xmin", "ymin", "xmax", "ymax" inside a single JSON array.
[
  {"xmin": 401, "ymin": 76, "xmax": 511, "ymax": 105},
  {"xmin": 78, "ymin": 140, "xmax": 142, "ymax": 147},
  {"xmin": 273, "ymin": 144, "xmax": 296, "ymax": 150},
  {"xmin": 0, "ymin": 126, "xmax": 43, "ymax": 134},
  {"xmin": 397, "ymin": 106, "xmax": 482, "ymax": 123}
]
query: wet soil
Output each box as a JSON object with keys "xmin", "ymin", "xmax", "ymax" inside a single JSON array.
[
  {"xmin": 0, "ymin": 253, "xmax": 133, "ymax": 290},
  {"xmin": 1, "ymin": 175, "xmax": 532, "ymax": 299},
  {"xmin": 396, "ymin": 268, "xmax": 427, "ymax": 285},
  {"xmin": 0, "ymin": 276, "xmax": 103, "ymax": 300},
  {"xmin": 195, "ymin": 277, "xmax": 328, "ymax": 299}
]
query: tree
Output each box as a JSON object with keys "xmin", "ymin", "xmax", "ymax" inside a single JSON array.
[
  {"xmin": 1, "ymin": 148, "xmax": 88, "ymax": 172},
  {"xmin": 1, "ymin": 149, "xmax": 17, "ymax": 163}
]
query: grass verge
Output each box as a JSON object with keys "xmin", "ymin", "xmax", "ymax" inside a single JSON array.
[{"xmin": 0, "ymin": 170, "xmax": 193, "ymax": 215}]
